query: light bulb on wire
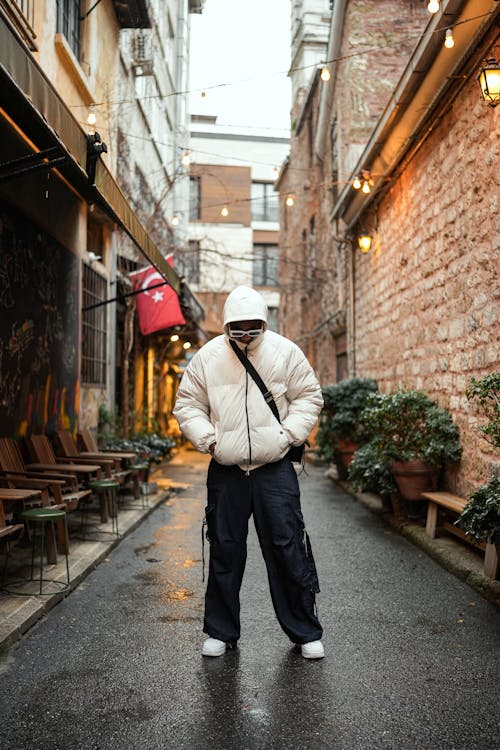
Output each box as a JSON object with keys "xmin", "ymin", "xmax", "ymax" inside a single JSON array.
[
  {"xmin": 427, "ymin": 0, "xmax": 439, "ymax": 13},
  {"xmin": 172, "ymin": 214, "xmax": 179, "ymax": 226},
  {"xmin": 285, "ymin": 194, "xmax": 295, "ymax": 207},
  {"xmin": 361, "ymin": 181, "xmax": 371, "ymax": 194},
  {"xmin": 444, "ymin": 29, "xmax": 454, "ymax": 49},
  {"xmin": 320, "ymin": 66, "xmax": 331, "ymax": 82},
  {"xmin": 220, "ymin": 205, "xmax": 229, "ymax": 217},
  {"xmin": 352, "ymin": 177, "xmax": 362, "ymax": 190},
  {"xmin": 181, "ymin": 151, "xmax": 191, "ymax": 166},
  {"xmin": 87, "ymin": 111, "xmax": 97, "ymax": 126}
]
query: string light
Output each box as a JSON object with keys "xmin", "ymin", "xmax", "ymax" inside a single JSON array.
[
  {"xmin": 170, "ymin": 334, "xmax": 180, "ymax": 342},
  {"xmin": 172, "ymin": 214, "xmax": 179, "ymax": 226},
  {"xmin": 361, "ymin": 181, "xmax": 371, "ymax": 194},
  {"xmin": 320, "ymin": 65, "xmax": 331, "ymax": 82},
  {"xmin": 181, "ymin": 151, "xmax": 191, "ymax": 166},
  {"xmin": 352, "ymin": 177, "xmax": 362, "ymax": 190},
  {"xmin": 87, "ymin": 111, "xmax": 97, "ymax": 125},
  {"xmin": 427, "ymin": 0, "xmax": 439, "ymax": 13},
  {"xmin": 285, "ymin": 194, "xmax": 295, "ymax": 207},
  {"xmin": 444, "ymin": 29, "xmax": 455, "ymax": 49},
  {"xmin": 220, "ymin": 205, "xmax": 229, "ymax": 217},
  {"xmin": 183, "ymin": 341, "xmax": 191, "ymax": 350}
]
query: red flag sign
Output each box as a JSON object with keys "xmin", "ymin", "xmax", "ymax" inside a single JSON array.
[{"xmin": 129, "ymin": 259, "xmax": 186, "ymax": 335}]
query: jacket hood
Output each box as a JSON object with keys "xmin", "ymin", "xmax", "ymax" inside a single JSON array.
[{"xmin": 223, "ymin": 286, "xmax": 268, "ymax": 334}]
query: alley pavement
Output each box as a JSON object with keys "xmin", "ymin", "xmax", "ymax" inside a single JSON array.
[{"xmin": 0, "ymin": 448, "xmax": 499, "ymax": 750}]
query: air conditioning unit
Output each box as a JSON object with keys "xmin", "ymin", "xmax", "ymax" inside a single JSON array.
[{"xmin": 132, "ymin": 31, "xmax": 153, "ymax": 76}]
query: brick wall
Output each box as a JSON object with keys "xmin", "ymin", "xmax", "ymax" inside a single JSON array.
[{"xmin": 353, "ymin": 77, "xmax": 499, "ymax": 495}]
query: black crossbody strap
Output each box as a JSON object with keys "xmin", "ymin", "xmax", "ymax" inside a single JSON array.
[{"xmin": 229, "ymin": 339, "xmax": 280, "ymax": 423}]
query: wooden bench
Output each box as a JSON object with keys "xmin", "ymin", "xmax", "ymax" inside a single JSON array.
[{"xmin": 422, "ymin": 491, "xmax": 499, "ymax": 579}]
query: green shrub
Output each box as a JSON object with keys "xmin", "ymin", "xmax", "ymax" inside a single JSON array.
[
  {"xmin": 348, "ymin": 440, "xmax": 396, "ymax": 498},
  {"xmin": 317, "ymin": 377, "xmax": 378, "ymax": 464},
  {"xmin": 358, "ymin": 390, "xmax": 462, "ymax": 467},
  {"xmin": 456, "ymin": 476, "xmax": 500, "ymax": 543},
  {"xmin": 466, "ymin": 372, "xmax": 500, "ymax": 448}
]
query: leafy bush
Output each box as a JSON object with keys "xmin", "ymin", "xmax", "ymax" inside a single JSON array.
[
  {"xmin": 358, "ymin": 390, "xmax": 462, "ymax": 467},
  {"xmin": 317, "ymin": 377, "xmax": 378, "ymax": 463},
  {"xmin": 456, "ymin": 476, "xmax": 500, "ymax": 543},
  {"xmin": 466, "ymin": 372, "xmax": 500, "ymax": 448},
  {"xmin": 347, "ymin": 440, "xmax": 396, "ymax": 498}
]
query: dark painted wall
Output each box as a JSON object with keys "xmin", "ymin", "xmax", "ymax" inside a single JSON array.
[{"xmin": 0, "ymin": 200, "xmax": 79, "ymax": 438}]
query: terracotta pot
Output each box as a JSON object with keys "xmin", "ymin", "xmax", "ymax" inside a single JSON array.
[
  {"xmin": 337, "ymin": 439, "xmax": 358, "ymax": 469},
  {"xmin": 390, "ymin": 459, "xmax": 439, "ymax": 502}
]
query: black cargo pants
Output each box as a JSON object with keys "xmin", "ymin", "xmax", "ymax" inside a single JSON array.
[{"xmin": 203, "ymin": 456, "xmax": 323, "ymax": 645}]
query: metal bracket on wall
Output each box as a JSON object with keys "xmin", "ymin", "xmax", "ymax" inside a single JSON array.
[{"xmin": 0, "ymin": 147, "xmax": 69, "ymax": 184}]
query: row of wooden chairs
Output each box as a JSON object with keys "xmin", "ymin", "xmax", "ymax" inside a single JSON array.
[{"xmin": 0, "ymin": 431, "xmax": 146, "ymax": 577}]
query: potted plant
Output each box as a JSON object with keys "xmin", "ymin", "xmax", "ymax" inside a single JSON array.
[
  {"xmin": 347, "ymin": 439, "xmax": 396, "ymax": 509},
  {"xmin": 317, "ymin": 377, "xmax": 378, "ymax": 477},
  {"xmin": 357, "ymin": 390, "xmax": 462, "ymax": 501},
  {"xmin": 466, "ymin": 371, "xmax": 500, "ymax": 448}
]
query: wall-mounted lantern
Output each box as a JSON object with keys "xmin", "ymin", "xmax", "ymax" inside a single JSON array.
[
  {"xmin": 478, "ymin": 58, "xmax": 500, "ymax": 107},
  {"xmin": 357, "ymin": 232, "xmax": 373, "ymax": 254}
]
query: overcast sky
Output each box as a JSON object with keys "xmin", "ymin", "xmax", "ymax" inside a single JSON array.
[{"xmin": 188, "ymin": 0, "xmax": 291, "ymax": 132}]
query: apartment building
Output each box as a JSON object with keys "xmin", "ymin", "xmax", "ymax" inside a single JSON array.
[
  {"xmin": 0, "ymin": 0, "xmax": 203, "ymax": 439},
  {"xmin": 183, "ymin": 117, "xmax": 290, "ymax": 335}
]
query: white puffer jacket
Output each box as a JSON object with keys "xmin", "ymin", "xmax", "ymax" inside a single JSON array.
[{"xmin": 173, "ymin": 286, "xmax": 323, "ymax": 471}]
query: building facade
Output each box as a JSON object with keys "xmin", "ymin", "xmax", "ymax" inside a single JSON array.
[
  {"xmin": 185, "ymin": 118, "xmax": 290, "ymax": 335},
  {"xmin": 0, "ymin": 0, "xmax": 203, "ymax": 442},
  {"xmin": 279, "ymin": 0, "xmax": 500, "ymax": 496}
]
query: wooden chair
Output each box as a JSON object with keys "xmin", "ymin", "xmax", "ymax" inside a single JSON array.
[
  {"xmin": 54, "ymin": 429, "xmax": 129, "ymax": 481},
  {"xmin": 78, "ymin": 428, "xmax": 144, "ymax": 498},
  {"xmin": 0, "ymin": 498, "xmax": 24, "ymax": 587},
  {"xmin": 25, "ymin": 434, "xmax": 102, "ymax": 483},
  {"xmin": 0, "ymin": 438, "xmax": 92, "ymax": 509},
  {"xmin": 78, "ymin": 428, "xmax": 139, "ymax": 465},
  {"xmin": 0, "ymin": 438, "xmax": 93, "ymax": 558}
]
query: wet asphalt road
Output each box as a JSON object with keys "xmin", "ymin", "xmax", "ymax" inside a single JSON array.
[{"xmin": 0, "ymin": 449, "xmax": 499, "ymax": 750}]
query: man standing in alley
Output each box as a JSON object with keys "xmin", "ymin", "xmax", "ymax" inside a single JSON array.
[{"xmin": 173, "ymin": 285, "xmax": 324, "ymax": 659}]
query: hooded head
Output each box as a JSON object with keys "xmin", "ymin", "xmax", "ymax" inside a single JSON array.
[{"xmin": 223, "ymin": 286, "xmax": 268, "ymax": 335}]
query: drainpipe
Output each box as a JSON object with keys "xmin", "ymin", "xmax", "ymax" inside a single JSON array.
[
  {"xmin": 314, "ymin": 0, "xmax": 348, "ymax": 162},
  {"xmin": 347, "ymin": 239, "xmax": 355, "ymax": 377}
]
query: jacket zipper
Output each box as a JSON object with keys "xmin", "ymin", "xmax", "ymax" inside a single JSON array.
[{"xmin": 244, "ymin": 345, "xmax": 251, "ymax": 475}]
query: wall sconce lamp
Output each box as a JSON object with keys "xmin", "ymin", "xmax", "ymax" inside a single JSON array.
[
  {"xmin": 478, "ymin": 57, "xmax": 500, "ymax": 107},
  {"xmin": 357, "ymin": 232, "xmax": 373, "ymax": 253}
]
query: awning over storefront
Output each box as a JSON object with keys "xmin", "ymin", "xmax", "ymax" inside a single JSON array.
[{"xmin": 0, "ymin": 16, "xmax": 180, "ymax": 293}]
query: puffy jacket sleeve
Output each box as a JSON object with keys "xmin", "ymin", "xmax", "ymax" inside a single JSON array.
[
  {"xmin": 173, "ymin": 355, "xmax": 216, "ymax": 453},
  {"xmin": 281, "ymin": 345, "xmax": 323, "ymax": 446}
]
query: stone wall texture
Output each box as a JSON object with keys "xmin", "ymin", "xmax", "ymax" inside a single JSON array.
[{"xmin": 352, "ymin": 76, "xmax": 499, "ymax": 496}]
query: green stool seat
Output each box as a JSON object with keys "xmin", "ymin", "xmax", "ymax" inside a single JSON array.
[
  {"xmin": 14, "ymin": 507, "xmax": 70, "ymax": 595},
  {"xmin": 85, "ymin": 479, "xmax": 121, "ymax": 537}
]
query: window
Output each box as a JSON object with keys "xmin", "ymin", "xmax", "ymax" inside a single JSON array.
[
  {"xmin": 251, "ymin": 182, "xmax": 279, "ymax": 222},
  {"xmin": 82, "ymin": 264, "xmax": 107, "ymax": 386},
  {"xmin": 309, "ymin": 216, "xmax": 316, "ymax": 271},
  {"xmin": 267, "ymin": 306, "xmax": 279, "ymax": 332},
  {"xmin": 253, "ymin": 244, "xmax": 279, "ymax": 286},
  {"xmin": 57, "ymin": 0, "xmax": 82, "ymax": 59},
  {"xmin": 189, "ymin": 176, "xmax": 201, "ymax": 220},
  {"xmin": 176, "ymin": 240, "xmax": 200, "ymax": 285},
  {"xmin": 331, "ymin": 119, "xmax": 339, "ymax": 207},
  {"xmin": 336, "ymin": 333, "xmax": 348, "ymax": 382}
]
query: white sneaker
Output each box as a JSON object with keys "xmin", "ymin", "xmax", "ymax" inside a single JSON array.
[
  {"xmin": 202, "ymin": 637, "xmax": 227, "ymax": 657},
  {"xmin": 301, "ymin": 640, "xmax": 325, "ymax": 659}
]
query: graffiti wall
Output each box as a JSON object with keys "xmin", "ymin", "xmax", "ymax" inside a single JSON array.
[{"xmin": 0, "ymin": 200, "xmax": 79, "ymax": 438}]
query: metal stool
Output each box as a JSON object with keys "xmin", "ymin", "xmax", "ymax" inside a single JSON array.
[
  {"xmin": 133, "ymin": 463, "xmax": 151, "ymax": 508},
  {"xmin": 14, "ymin": 508, "xmax": 70, "ymax": 595},
  {"xmin": 84, "ymin": 479, "xmax": 121, "ymax": 538}
]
